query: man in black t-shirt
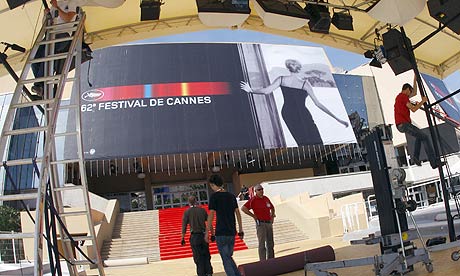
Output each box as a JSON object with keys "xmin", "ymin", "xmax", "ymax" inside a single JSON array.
[{"xmin": 206, "ymin": 174, "xmax": 244, "ymax": 276}]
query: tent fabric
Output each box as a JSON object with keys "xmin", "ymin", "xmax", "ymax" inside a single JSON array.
[
  {"xmin": 367, "ymin": 0, "xmax": 426, "ymax": 26},
  {"xmin": 0, "ymin": 0, "xmax": 459, "ymax": 78}
]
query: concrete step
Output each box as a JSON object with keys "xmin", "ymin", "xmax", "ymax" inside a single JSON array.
[{"xmin": 103, "ymin": 240, "xmax": 159, "ymax": 248}]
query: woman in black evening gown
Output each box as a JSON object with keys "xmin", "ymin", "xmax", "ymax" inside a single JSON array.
[{"xmin": 240, "ymin": 59, "xmax": 348, "ymax": 145}]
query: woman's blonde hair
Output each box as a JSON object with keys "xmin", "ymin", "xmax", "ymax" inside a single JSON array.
[{"xmin": 285, "ymin": 59, "xmax": 302, "ymax": 73}]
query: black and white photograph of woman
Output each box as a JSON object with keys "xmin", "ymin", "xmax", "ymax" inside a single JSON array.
[{"xmin": 240, "ymin": 44, "xmax": 356, "ymax": 148}]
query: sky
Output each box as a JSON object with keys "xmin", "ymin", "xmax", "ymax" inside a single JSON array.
[{"xmin": 138, "ymin": 29, "xmax": 460, "ymax": 92}]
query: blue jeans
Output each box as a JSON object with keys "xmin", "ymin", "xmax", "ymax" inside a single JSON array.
[
  {"xmin": 215, "ymin": 236, "xmax": 241, "ymax": 276},
  {"xmin": 397, "ymin": 123, "xmax": 436, "ymax": 166}
]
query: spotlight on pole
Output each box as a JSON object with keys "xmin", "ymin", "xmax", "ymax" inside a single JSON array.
[
  {"xmin": 1, "ymin": 42, "xmax": 26, "ymax": 53},
  {"xmin": 363, "ymin": 45, "xmax": 386, "ymax": 69}
]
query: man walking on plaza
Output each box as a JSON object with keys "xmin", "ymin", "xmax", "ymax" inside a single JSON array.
[
  {"xmin": 394, "ymin": 75, "xmax": 439, "ymax": 169},
  {"xmin": 206, "ymin": 174, "xmax": 244, "ymax": 276},
  {"xmin": 181, "ymin": 195, "xmax": 213, "ymax": 276},
  {"xmin": 241, "ymin": 184, "xmax": 276, "ymax": 261}
]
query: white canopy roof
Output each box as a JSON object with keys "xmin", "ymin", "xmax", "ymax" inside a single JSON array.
[{"xmin": 1, "ymin": 0, "xmax": 459, "ymax": 78}]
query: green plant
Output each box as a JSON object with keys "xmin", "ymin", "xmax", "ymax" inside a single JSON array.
[
  {"xmin": 0, "ymin": 205, "xmax": 20, "ymax": 232},
  {"xmin": 0, "ymin": 205, "xmax": 23, "ymax": 263}
]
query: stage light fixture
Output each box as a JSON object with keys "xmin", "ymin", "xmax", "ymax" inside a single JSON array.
[
  {"xmin": 140, "ymin": 0, "xmax": 164, "ymax": 21},
  {"xmin": 6, "ymin": 0, "xmax": 30, "ymax": 10},
  {"xmin": 253, "ymin": 0, "xmax": 308, "ymax": 31},
  {"xmin": 363, "ymin": 45, "xmax": 386, "ymax": 69},
  {"xmin": 428, "ymin": 0, "xmax": 460, "ymax": 34},
  {"xmin": 196, "ymin": 0, "xmax": 251, "ymax": 27},
  {"xmin": 304, "ymin": 1, "xmax": 331, "ymax": 34},
  {"xmin": 331, "ymin": 9, "xmax": 353, "ymax": 31},
  {"xmin": 369, "ymin": 58, "xmax": 382, "ymax": 68}
]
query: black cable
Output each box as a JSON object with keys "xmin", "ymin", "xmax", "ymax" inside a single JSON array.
[{"xmin": 87, "ymin": 58, "xmax": 93, "ymax": 87}]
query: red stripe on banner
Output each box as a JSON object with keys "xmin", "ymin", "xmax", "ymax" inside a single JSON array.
[
  {"xmin": 97, "ymin": 82, "xmax": 230, "ymax": 101},
  {"xmin": 100, "ymin": 85, "xmax": 145, "ymax": 101}
]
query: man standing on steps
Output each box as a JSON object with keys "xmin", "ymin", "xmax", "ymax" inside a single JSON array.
[
  {"xmin": 206, "ymin": 174, "xmax": 244, "ymax": 276},
  {"xmin": 181, "ymin": 195, "xmax": 213, "ymax": 276},
  {"xmin": 241, "ymin": 184, "xmax": 276, "ymax": 261}
]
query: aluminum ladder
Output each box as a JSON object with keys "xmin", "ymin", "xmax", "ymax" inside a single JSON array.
[{"xmin": 0, "ymin": 9, "xmax": 104, "ymax": 276}]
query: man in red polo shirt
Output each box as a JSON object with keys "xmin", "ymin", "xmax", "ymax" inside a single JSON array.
[
  {"xmin": 241, "ymin": 184, "xmax": 276, "ymax": 261},
  {"xmin": 394, "ymin": 76, "xmax": 438, "ymax": 169}
]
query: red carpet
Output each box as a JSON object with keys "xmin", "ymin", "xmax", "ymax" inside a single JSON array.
[{"xmin": 158, "ymin": 205, "xmax": 248, "ymax": 260}]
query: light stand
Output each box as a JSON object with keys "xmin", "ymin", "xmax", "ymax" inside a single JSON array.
[{"xmin": 400, "ymin": 26, "xmax": 457, "ymax": 243}]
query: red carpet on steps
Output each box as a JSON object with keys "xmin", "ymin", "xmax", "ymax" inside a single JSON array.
[{"xmin": 158, "ymin": 205, "xmax": 248, "ymax": 260}]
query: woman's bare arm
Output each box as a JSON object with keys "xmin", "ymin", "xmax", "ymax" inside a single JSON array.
[
  {"xmin": 240, "ymin": 77, "xmax": 282, "ymax": 95},
  {"xmin": 306, "ymin": 81, "xmax": 349, "ymax": 127}
]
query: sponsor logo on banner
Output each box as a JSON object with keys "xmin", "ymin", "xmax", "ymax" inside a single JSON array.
[{"xmin": 82, "ymin": 89, "xmax": 105, "ymax": 102}]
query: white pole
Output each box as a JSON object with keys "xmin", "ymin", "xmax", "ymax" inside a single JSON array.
[{"xmin": 11, "ymin": 231, "xmax": 17, "ymax": 263}]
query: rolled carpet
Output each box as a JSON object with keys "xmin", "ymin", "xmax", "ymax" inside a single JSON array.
[{"xmin": 238, "ymin": 245, "xmax": 335, "ymax": 276}]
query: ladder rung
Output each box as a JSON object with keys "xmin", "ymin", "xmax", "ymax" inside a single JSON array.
[
  {"xmin": 62, "ymin": 235, "xmax": 94, "ymax": 242},
  {"xmin": 46, "ymin": 77, "xmax": 76, "ymax": 84},
  {"xmin": 57, "ymin": 104, "xmax": 79, "ymax": 110},
  {"xmin": 12, "ymin": 99, "xmax": 55, "ymax": 108},
  {"xmin": 49, "ymin": 27, "xmax": 78, "ymax": 34},
  {"xmin": 54, "ymin": 131, "xmax": 78, "ymax": 138},
  {"xmin": 29, "ymin": 52, "xmax": 74, "ymax": 64},
  {"xmin": 59, "ymin": 211, "xmax": 87, "ymax": 217},
  {"xmin": 54, "ymin": 185, "xmax": 84, "ymax": 192},
  {"xmin": 38, "ymin": 36, "xmax": 74, "ymax": 45},
  {"xmin": 22, "ymin": 75, "xmax": 62, "ymax": 84},
  {"xmin": 0, "ymin": 193, "xmax": 37, "ymax": 201},
  {"xmin": 72, "ymin": 259, "xmax": 96, "ymax": 266},
  {"xmin": 51, "ymin": 159, "xmax": 80, "ymax": 165},
  {"xmin": 0, "ymin": 233, "xmax": 35, "ymax": 240},
  {"xmin": 4, "ymin": 126, "xmax": 48, "ymax": 136},
  {"xmin": 3, "ymin": 158, "xmax": 42, "ymax": 166},
  {"xmin": 45, "ymin": 21, "xmax": 78, "ymax": 30}
]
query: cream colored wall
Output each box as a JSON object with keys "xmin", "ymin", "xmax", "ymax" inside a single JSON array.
[
  {"xmin": 0, "ymin": 69, "xmax": 74, "ymax": 97},
  {"xmin": 20, "ymin": 194, "xmax": 119, "ymax": 263},
  {"xmin": 273, "ymin": 192, "xmax": 368, "ymax": 240},
  {"xmin": 239, "ymin": 168, "xmax": 315, "ymax": 188}
]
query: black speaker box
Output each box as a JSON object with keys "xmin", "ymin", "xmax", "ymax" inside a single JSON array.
[
  {"xmin": 382, "ymin": 29, "xmax": 413, "ymax": 75},
  {"xmin": 428, "ymin": 0, "xmax": 460, "ymax": 34}
]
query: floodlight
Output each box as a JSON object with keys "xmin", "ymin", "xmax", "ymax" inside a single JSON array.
[
  {"xmin": 197, "ymin": 0, "xmax": 251, "ymax": 27},
  {"xmin": 253, "ymin": 0, "xmax": 308, "ymax": 31},
  {"xmin": 304, "ymin": 1, "xmax": 331, "ymax": 34},
  {"xmin": 331, "ymin": 9, "xmax": 353, "ymax": 31},
  {"xmin": 363, "ymin": 46, "xmax": 386, "ymax": 69},
  {"xmin": 140, "ymin": 0, "xmax": 164, "ymax": 21},
  {"xmin": 369, "ymin": 58, "xmax": 382, "ymax": 68}
]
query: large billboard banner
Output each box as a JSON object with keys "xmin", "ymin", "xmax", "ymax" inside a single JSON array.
[
  {"xmin": 79, "ymin": 43, "xmax": 355, "ymax": 159},
  {"xmin": 422, "ymin": 73, "xmax": 460, "ymax": 125}
]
